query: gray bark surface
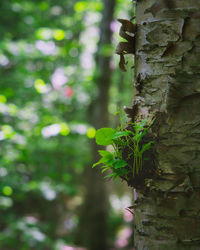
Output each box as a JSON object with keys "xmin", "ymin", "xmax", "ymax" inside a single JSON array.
[{"xmin": 133, "ymin": 0, "xmax": 200, "ymax": 249}]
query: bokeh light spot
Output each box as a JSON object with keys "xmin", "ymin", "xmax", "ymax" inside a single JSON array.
[
  {"xmin": 1, "ymin": 125, "xmax": 15, "ymax": 138},
  {"xmin": 36, "ymin": 28, "xmax": 53, "ymax": 40},
  {"xmin": 51, "ymin": 68, "xmax": 68, "ymax": 90},
  {"xmin": 86, "ymin": 128, "xmax": 96, "ymax": 139},
  {"xmin": 0, "ymin": 95, "xmax": 7, "ymax": 103},
  {"xmin": 8, "ymin": 104, "xmax": 18, "ymax": 116},
  {"xmin": 53, "ymin": 29, "xmax": 65, "ymax": 40},
  {"xmin": 34, "ymin": 79, "xmax": 47, "ymax": 94},
  {"xmin": 74, "ymin": 2, "xmax": 87, "ymax": 12},
  {"xmin": 60, "ymin": 123, "xmax": 70, "ymax": 136},
  {"xmin": 2, "ymin": 186, "xmax": 13, "ymax": 196},
  {"xmin": 64, "ymin": 86, "xmax": 74, "ymax": 98}
]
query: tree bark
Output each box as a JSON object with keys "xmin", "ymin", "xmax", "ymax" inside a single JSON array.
[
  {"xmin": 132, "ymin": 0, "xmax": 200, "ymax": 249},
  {"xmin": 77, "ymin": 0, "xmax": 115, "ymax": 249}
]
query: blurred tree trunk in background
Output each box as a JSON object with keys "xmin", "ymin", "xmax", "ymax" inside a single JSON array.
[
  {"xmin": 76, "ymin": 0, "xmax": 115, "ymax": 249},
  {"xmin": 132, "ymin": 0, "xmax": 200, "ymax": 249}
]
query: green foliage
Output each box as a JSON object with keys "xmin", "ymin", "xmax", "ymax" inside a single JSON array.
[
  {"xmin": 96, "ymin": 128, "xmax": 116, "ymax": 146},
  {"xmin": 0, "ymin": 0, "xmax": 133, "ymax": 248},
  {"xmin": 93, "ymin": 118, "xmax": 154, "ymax": 179}
]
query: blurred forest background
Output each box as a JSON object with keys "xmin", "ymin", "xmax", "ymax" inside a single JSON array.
[{"xmin": 0, "ymin": 0, "xmax": 135, "ymax": 249}]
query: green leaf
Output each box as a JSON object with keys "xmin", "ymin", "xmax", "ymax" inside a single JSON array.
[
  {"xmin": 133, "ymin": 133, "xmax": 142, "ymax": 141},
  {"xmin": 105, "ymin": 158, "xmax": 116, "ymax": 166},
  {"xmin": 92, "ymin": 160, "xmax": 103, "ymax": 168},
  {"xmin": 98, "ymin": 150, "xmax": 115, "ymax": 164},
  {"xmin": 149, "ymin": 118, "xmax": 155, "ymax": 127},
  {"xmin": 113, "ymin": 111, "xmax": 120, "ymax": 116},
  {"xmin": 105, "ymin": 173, "xmax": 117, "ymax": 178},
  {"xmin": 140, "ymin": 142, "xmax": 153, "ymax": 155},
  {"xmin": 113, "ymin": 174, "xmax": 119, "ymax": 180},
  {"xmin": 113, "ymin": 159, "xmax": 127, "ymax": 169},
  {"xmin": 101, "ymin": 167, "xmax": 111, "ymax": 173},
  {"xmin": 133, "ymin": 120, "xmax": 147, "ymax": 133},
  {"xmin": 140, "ymin": 130, "xmax": 147, "ymax": 138},
  {"xmin": 138, "ymin": 119, "xmax": 147, "ymax": 128},
  {"xmin": 112, "ymin": 131, "xmax": 130, "ymax": 139},
  {"xmin": 95, "ymin": 128, "xmax": 116, "ymax": 146},
  {"xmin": 114, "ymin": 168, "xmax": 128, "ymax": 175},
  {"xmin": 92, "ymin": 158, "xmax": 114, "ymax": 168},
  {"xmin": 93, "ymin": 150, "xmax": 115, "ymax": 168},
  {"xmin": 98, "ymin": 150, "xmax": 113, "ymax": 159},
  {"xmin": 92, "ymin": 157, "xmax": 107, "ymax": 168}
]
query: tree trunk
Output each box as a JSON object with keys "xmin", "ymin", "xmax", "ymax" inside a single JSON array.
[
  {"xmin": 132, "ymin": 0, "xmax": 200, "ymax": 249},
  {"xmin": 77, "ymin": 0, "xmax": 115, "ymax": 249}
]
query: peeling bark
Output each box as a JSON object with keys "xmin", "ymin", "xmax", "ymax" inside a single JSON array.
[{"xmin": 131, "ymin": 0, "xmax": 200, "ymax": 249}]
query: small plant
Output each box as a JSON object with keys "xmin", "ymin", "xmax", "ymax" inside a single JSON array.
[{"xmin": 92, "ymin": 116, "xmax": 154, "ymax": 180}]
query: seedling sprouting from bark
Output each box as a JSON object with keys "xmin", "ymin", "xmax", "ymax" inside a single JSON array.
[{"xmin": 92, "ymin": 112, "xmax": 154, "ymax": 180}]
